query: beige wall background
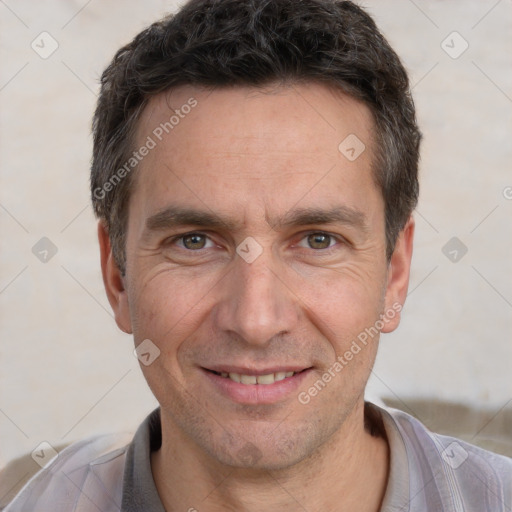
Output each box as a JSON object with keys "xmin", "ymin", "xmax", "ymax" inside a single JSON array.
[{"xmin": 1, "ymin": 0, "xmax": 511, "ymax": 468}]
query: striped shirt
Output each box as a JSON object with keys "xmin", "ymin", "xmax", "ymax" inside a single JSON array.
[{"xmin": 5, "ymin": 402, "xmax": 512, "ymax": 511}]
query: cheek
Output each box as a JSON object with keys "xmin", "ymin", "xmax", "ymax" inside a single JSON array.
[
  {"xmin": 127, "ymin": 269, "xmax": 218, "ymax": 411},
  {"xmin": 295, "ymin": 265, "xmax": 386, "ymax": 335},
  {"xmin": 128, "ymin": 252, "xmax": 387, "ymax": 361},
  {"xmin": 128, "ymin": 266, "xmax": 221, "ymax": 350},
  {"xmin": 297, "ymin": 272, "xmax": 384, "ymax": 406}
]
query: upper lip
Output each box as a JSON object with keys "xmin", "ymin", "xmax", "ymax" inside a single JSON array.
[{"xmin": 203, "ymin": 365, "xmax": 311, "ymax": 376}]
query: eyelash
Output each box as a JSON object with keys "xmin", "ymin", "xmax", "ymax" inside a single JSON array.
[{"xmin": 166, "ymin": 231, "xmax": 344, "ymax": 253}]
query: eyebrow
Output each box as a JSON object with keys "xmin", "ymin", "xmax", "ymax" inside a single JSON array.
[{"xmin": 144, "ymin": 205, "xmax": 368, "ymax": 234}]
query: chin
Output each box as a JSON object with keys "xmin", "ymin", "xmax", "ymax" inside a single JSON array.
[{"xmin": 209, "ymin": 423, "xmax": 321, "ymax": 471}]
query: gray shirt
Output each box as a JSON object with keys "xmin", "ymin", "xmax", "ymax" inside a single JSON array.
[
  {"xmin": 5, "ymin": 402, "xmax": 512, "ymax": 511},
  {"xmin": 120, "ymin": 403, "xmax": 512, "ymax": 511}
]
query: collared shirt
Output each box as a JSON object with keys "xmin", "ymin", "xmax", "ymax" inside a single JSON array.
[{"xmin": 5, "ymin": 402, "xmax": 512, "ymax": 511}]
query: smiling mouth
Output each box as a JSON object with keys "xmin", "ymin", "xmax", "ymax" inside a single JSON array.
[{"xmin": 207, "ymin": 369, "xmax": 304, "ymax": 385}]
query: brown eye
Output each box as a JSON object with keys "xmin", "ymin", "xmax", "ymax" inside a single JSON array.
[
  {"xmin": 306, "ymin": 233, "xmax": 334, "ymax": 250},
  {"xmin": 181, "ymin": 233, "xmax": 208, "ymax": 250}
]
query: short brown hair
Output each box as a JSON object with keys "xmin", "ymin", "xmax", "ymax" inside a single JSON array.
[{"xmin": 91, "ymin": 0, "xmax": 421, "ymax": 274}]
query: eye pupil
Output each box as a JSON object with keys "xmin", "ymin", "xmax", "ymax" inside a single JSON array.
[
  {"xmin": 308, "ymin": 233, "xmax": 330, "ymax": 249},
  {"xmin": 183, "ymin": 234, "xmax": 206, "ymax": 250}
]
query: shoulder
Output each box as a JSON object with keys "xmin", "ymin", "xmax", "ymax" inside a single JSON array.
[
  {"xmin": 386, "ymin": 404, "xmax": 512, "ymax": 469},
  {"xmin": 4, "ymin": 431, "xmax": 133, "ymax": 512},
  {"xmin": 379, "ymin": 403, "xmax": 512, "ymax": 511}
]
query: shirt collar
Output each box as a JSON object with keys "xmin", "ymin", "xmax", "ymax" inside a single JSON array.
[
  {"xmin": 121, "ymin": 408, "xmax": 165, "ymax": 512},
  {"xmin": 121, "ymin": 403, "xmax": 407, "ymax": 511}
]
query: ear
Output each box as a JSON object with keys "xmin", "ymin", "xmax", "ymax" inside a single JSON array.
[
  {"xmin": 97, "ymin": 221, "xmax": 133, "ymax": 334},
  {"xmin": 381, "ymin": 216, "xmax": 415, "ymax": 333}
]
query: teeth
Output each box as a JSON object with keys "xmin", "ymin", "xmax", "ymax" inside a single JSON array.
[
  {"xmin": 240, "ymin": 374, "xmax": 257, "ymax": 385},
  {"xmin": 256, "ymin": 373, "xmax": 275, "ymax": 385},
  {"xmin": 222, "ymin": 371, "xmax": 296, "ymax": 384},
  {"xmin": 274, "ymin": 372, "xmax": 286, "ymax": 382}
]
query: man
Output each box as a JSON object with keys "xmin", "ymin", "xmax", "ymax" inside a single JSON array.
[{"xmin": 5, "ymin": 0, "xmax": 512, "ymax": 510}]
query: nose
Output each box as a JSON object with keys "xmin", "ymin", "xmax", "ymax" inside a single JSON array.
[{"xmin": 213, "ymin": 247, "xmax": 300, "ymax": 347}]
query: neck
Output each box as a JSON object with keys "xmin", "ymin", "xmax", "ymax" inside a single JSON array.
[{"xmin": 152, "ymin": 401, "xmax": 389, "ymax": 512}]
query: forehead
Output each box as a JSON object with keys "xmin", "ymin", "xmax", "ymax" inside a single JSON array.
[
  {"xmin": 130, "ymin": 82, "xmax": 380, "ymax": 225},
  {"xmin": 136, "ymin": 82, "xmax": 375, "ymax": 155}
]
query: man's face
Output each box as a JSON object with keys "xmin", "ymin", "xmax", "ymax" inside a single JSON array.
[{"xmin": 104, "ymin": 83, "xmax": 411, "ymax": 469}]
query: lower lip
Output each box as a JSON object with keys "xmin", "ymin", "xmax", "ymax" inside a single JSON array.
[{"xmin": 202, "ymin": 368, "xmax": 312, "ymax": 405}]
